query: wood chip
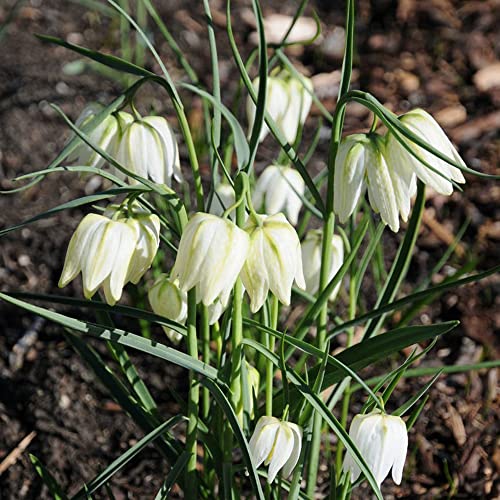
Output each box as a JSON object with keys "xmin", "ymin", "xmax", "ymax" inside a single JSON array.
[
  {"xmin": 0, "ymin": 431, "xmax": 36, "ymax": 476},
  {"xmin": 450, "ymin": 110, "xmax": 500, "ymax": 143},
  {"xmin": 446, "ymin": 403, "xmax": 467, "ymax": 446},
  {"xmin": 473, "ymin": 62, "xmax": 500, "ymax": 92}
]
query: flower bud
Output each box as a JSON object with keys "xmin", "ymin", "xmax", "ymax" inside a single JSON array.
[
  {"xmin": 334, "ymin": 133, "xmax": 416, "ymax": 232},
  {"xmin": 171, "ymin": 213, "xmax": 250, "ymax": 307},
  {"xmin": 301, "ymin": 229, "xmax": 344, "ymax": 300},
  {"xmin": 385, "ymin": 108, "xmax": 465, "ymax": 195},
  {"xmin": 59, "ymin": 204, "xmax": 160, "ymax": 306},
  {"xmin": 342, "ymin": 410, "xmax": 408, "ymax": 487},
  {"xmin": 252, "ymin": 165, "xmax": 305, "ymax": 225},
  {"xmin": 68, "ymin": 105, "xmax": 132, "ymax": 169},
  {"xmin": 281, "ymin": 76, "xmax": 313, "ymax": 143},
  {"xmin": 249, "ymin": 416, "xmax": 302, "ymax": 484},
  {"xmin": 115, "ymin": 115, "xmax": 182, "ymax": 186},
  {"xmin": 241, "ymin": 213, "xmax": 305, "ymax": 312},
  {"xmin": 148, "ymin": 275, "xmax": 187, "ymax": 344}
]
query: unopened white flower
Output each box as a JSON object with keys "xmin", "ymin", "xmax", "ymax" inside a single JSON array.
[
  {"xmin": 240, "ymin": 361, "xmax": 260, "ymax": 419},
  {"xmin": 385, "ymin": 108, "xmax": 465, "ymax": 195},
  {"xmin": 241, "ymin": 213, "xmax": 305, "ymax": 312},
  {"xmin": 247, "ymin": 73, "xmax": 313, "ymax": 144},
  {"xmin": 252, "ymin": 165, "xmax": 305, "ymax": 225},
  {"xmin": 343, "ymin": 410, "xmax": 408, "ymax": 488},
  {"xmin": 115, "ymin": 115, "xmax": 182, "ymax": 186},
  {"xmin": 208, "ymin": 183, "xmax": 236, "ymax": 217},
  {"xmin": 68, "ymin": 105, "xmax": 132, "ymax": 168},
  {"xmin": 171, "ymin": 213, "xmax": 250, "ymax": 307},
  {"xmin": 249, "ymin": 416, "xmax": 302, "ymax": 484},
  {"xmin": 59, "ymin": 205, "xmax": 160, "ymax": 306},
  {"xmin": 334, "ymin": 133, "xmax": 416, "ymax": 232},
  {"xmin": 148, "ymin": 275, "xmax": 187, "ymax": 344},
  {"xmin": 301, "ymin": 229, "xmax": 344, "ymax": 300}
]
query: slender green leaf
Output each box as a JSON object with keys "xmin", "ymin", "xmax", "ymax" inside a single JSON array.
[
  {"xmin": 154, "ymin": 451, "xmax": 192, "ymax": 500},
  {"xmin": 30, "ymin": 454, "xmax": 68, "ymax": 500},
  {"xmin": 393, "ymin": 371, "xmax": 442, "ymax": 416}
]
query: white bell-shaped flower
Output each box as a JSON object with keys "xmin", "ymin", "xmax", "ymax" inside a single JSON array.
[
  {"xmin": 342, "ymin": 410, "xmax": 408, "ymax": 488},
  {"xmin": 281, "ymin": 76, "xmax": 313, "ymax": 143},
  {"xmin": 171, "ymin": 213, "xmax": 250, "ymax": 307},
  {"xmin": 252, "ymin": 165, "xmax": 305, "ymax": 225},
  {"xmin": 385, "ymin": 108, "xmax": 466, "ymax": 195},
  {"xmin": 240, "ymin": 213, "xmax": 305, "ymax": 312},
  {"xmin": 249, "ymin": 416, "xmax": 303, "ymax": 484},
  {"xmin": 301, "ymin": 229, "xmax": 344, "ymax": 300},
  {"xmin": 68, "ymin": 105, "xmax": 132, "ymax": 169},
  {"xmin": 148, "ymin": 275, "xmax": 187, "ymax": 344},
  {"xmin": 115, "ymin": 115, "xmax": 182, "ymax": 186},
  {"xmin": 59, "ymin": 205, "xmax": 160, "ymax": 306},
  {"xmin": 334, "ymin": 133, "xmax": 416, "ymax": 232},
  {"xmin": 247, "ymin": 73, "xmax": 313, "ymax": 144},
  {"xmin": 247, "ymin": 76, "xmax": 289, "ymax": 143}
]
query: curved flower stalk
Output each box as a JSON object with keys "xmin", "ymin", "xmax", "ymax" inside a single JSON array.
[
  {"xmin": 67, "ymin": 105, "xmax": 132, "ymax": 169},
  {"xmin": 385, "ymin": 108, "xmax": 466, "ymax": 195},
  {"xmin": 246, "ymin": 72, "xmax": 313, "ymax": 144},
  {"xmin": 301, "ymin": 229, "xmax": 344, "ymax": 300},
  {"xmin": 334, "ymin": 133, "xmax": 416, "ymax": 232},
  {"xmin": 249, "ymin": 416, "xmax": 303, "ymax": 484},
  {"xmin": 148, "ymin": 275, "xmax": 187, "ymax": 344},
  {"xmin": 171, "ymin": 213, "xmax": 250, "ymax": 307},
  {"xmin": 241, "ymin": 213, "xmax": 305, "ymax": 312},
  {"xmin": 342, "ymin": 410, "xmax": 408, "ymax": 488},
  {"xmin": 59, "ymin": 204, "xmax": 160, "ymax": 306},
  {"xmin": 252, "ymin": 165, "xmax": 305, "ymax": 225},
  {"xmin": 114, "ymin": 115, "xmax": 183, "ymax": 186}
]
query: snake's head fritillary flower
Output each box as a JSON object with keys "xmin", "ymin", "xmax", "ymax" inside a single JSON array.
[
  {"xmin": 241, "ymin": 213, "xmax": 305, "ymax": 313},
  {"xmin": 249, "ymin": 416, "xmax": 303, "ymax": 484},
  {"xmin": 68, "ymin": 105, "xmax": 132, "ymax": 169},
  {"xmin": 148, "ymin": 275, "xmax": 187, "ymax": 344},
  {"xmin": 252, "ymin": 165, "xmax": 305, "ymax": 225},
  {"xmin": 115, "ymin": 115, "xmax": 182, "ymax": 186},
  {"xmin": 334, "ymin": 133, "xmax": 416, "ymax": 232},
  {"xmin": 301, "ymin": 229, "xmax": 344, "ymax": 300},
  {"xmin": 208, "ymin": 182, "xmax": 236, "ymax": 218},
  {"xmin": 342, "ymin": 410, "xmax": 408, "ymax": 488},
  {"xmin": 385, "ymin": 108, "xmax": 465, "ymax": 196},
  {"xmin": 171, "ymin": 213, "xmax": 250, "ymax": 307}
]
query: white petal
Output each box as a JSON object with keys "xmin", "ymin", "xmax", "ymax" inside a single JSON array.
[
  {"xmin": 249, "ymin": 417, "xmax": 280, "ymax": 469},
  {"xmin": 281, "ymin": 422, "xmax": 303, "ymax": 478},
  {"xmin": 267, "ymin": 423, "xmax": 294, "ymax": 483}
]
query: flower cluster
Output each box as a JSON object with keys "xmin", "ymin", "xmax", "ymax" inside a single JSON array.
[
  {"xmin": 334, "ymin": 109, "xmax": 466, "ymax": 232},
  {"xmin": 246, "ymin": 71, "xmax": 313, "ymax": 144}
]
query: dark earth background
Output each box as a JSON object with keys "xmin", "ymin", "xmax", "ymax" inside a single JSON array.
[{"xmin": 0, "ymin": 0, "xmax": 499, "ymax": 498}]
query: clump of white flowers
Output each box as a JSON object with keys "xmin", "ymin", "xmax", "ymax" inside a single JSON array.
[{"xmin": 343, "ymin": 410, "xmax": 408, "ymax": 488}]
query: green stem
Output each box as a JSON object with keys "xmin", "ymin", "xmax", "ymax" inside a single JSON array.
[
  {"xmin": 185, "ymin": 289, "xmax": 199, "ymax": 497},
  {"xmin": 265, "ymin": 295, "xmax": 279, "ymax": 416},
  {"xmin": 202, "ymin": 306, "xmax": 211, "ymax": 419}
]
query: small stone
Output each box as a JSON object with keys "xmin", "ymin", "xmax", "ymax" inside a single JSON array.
[{"xmin": 473, "ymin": 62, "xmax": 500, "ymax": 92}]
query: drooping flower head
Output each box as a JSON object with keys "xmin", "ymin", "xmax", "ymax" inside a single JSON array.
[
  {"xmin": 171, "ymin": 213, "xmax": 250, "ymax": 307},
  {"xmin": 252, "ymin": 165, "xmax": 305, "ymax": 225},
  {"xmin": 59, "ymin": 203, "xmax": 160, "ymax": 306},
  {"xmin": 246, "ymin": 71, "xmax": 313, "ymax": 144},
  {"xmin": 249, "ymin": 416, "xmax": 303, "ymax": 484},
  {"xmin": 301, "ymin": 229, "xmax": 344, "ymax": 300},
  {"xmin": 67, "ymin": 104, "xmax": 132, "ymax": 169},
  {"xmin": 115, "ymin": 115, "xmax": 182, "ymax": 186},
  {"xmin": 334, "ymin": 133, "xmax": 416, "ymax": 232},
  {"xmin": 240, "ymin": 213, "xmax": 305, "ymax": 313},
  {"xmin": 385, "ymin": 108, "xmax": 465, "ymax": 195},
  {"xmin": 342, "ymin": 410, "xmax": 408, "ymax": 488}
]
